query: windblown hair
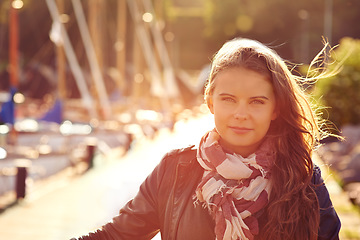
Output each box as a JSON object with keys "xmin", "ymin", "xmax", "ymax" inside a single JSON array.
[{"xmin": 204, "ymin": 38, "xmax": 324, "ymax": 239}]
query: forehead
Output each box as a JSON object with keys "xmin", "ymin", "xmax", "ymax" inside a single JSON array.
[{"xmin": 213, "ymin": 67, "xmax": 274, "ymax": 96}]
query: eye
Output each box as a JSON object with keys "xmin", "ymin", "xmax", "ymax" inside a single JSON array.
[
  {"xmin": 222, "ymin": 97, "xmax": 236, "ymax": 103},
  {"xmin": 250, "ymin": 99, "xmax": 265, "ymax": 104}
]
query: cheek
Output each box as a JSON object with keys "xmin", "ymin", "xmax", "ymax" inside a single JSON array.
[
  {"xmin": 213, "ymin": 109, "xmax": 228, "ymax": 127},
  {"xmin": 212, "ymin": 101, "xmax": 225, "ymax": 114},
  {"xmin": 213, "ymin": 110, "xmax": 225, "ymax": 123},
  {"xmin": 253, "ymin": 109, "xmax": 275, "ymax": 125},
  {"xmin": 214, "ymin": 105, "xmax": 233, "ymax": 121},
  {"xmin": 264, "ymin": 103, "xmax": 277, "ymax": 120}
]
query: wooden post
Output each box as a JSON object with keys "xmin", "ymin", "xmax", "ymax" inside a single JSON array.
[
  {"xmin": 15, "ymin": 159, "xmax": 31, "ymax": 200},
  {"xmin": 85, "ymin": 138, "xmax": 97, "ymax": 170},
  {"xmin": 16, "ymin": 166, "xmax": 27, "ymax": 199}
]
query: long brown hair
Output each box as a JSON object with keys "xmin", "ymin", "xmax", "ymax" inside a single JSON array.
[{"xmin": 205, "ymin": 38, "xmax": 322, "ymax": 239}]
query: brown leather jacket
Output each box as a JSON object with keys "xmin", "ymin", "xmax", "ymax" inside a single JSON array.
[{"xmin": 74, "ymin": 146, "xmax": 340, "ymax": 240}]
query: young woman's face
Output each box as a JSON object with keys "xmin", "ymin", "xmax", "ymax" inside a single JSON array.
[{"xmin": 208, "ymin": 67, "xmax": 277, "ymax": 157}]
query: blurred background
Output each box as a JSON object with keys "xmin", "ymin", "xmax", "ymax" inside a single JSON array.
[
  {"xmin": 1, "ymin": 0, "xmax": 360, "ymax": 121},
  {"xmin": 0, "ymin": 0, "xmax": 360, "ymax": 239}
]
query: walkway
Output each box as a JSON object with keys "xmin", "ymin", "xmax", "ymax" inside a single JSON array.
[{"xmin": 0, "ymin": 114, "xmax": 359, "ymax": 240}]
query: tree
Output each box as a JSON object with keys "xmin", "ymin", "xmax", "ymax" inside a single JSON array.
[
  {"xmin": 201, "ymin": 0, "xmax": 360, "ymax": 63},
  {"xmin": 314, "ymin": 37, "xmax": 360, "ymax": 130}
]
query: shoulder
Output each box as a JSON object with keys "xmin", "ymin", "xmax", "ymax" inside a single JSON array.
[
  {"xmin": 313, "ymin": 164, "xmax": 322, "ymax": 175},
  {"xmin": 311, "ymin": 165, "xmax": 334, "ymax": 208},
  {"xmin": 162, "ymin": 145, "xmax": 197, "ymax": 164},
  {"xmin": 311, "ymin": 165, "xmax": 330, "ymax": 202},
  {"xmin": 153, "ymin": 145, "xmax": 199, "ymax": 187},
  {"xmin": 165, "ymin": 145, "xmax": 197, "ymax": 156},
  {"xmin": 139, "ymin": 146, "xmax": 198, "ymax": 190},
  {"xmin": 155, "ymin": 145, "xmax": 197, "ymax": 172},
  {"xmin": 311, "ymin": 165, "xmax": 342, "ymax": 238},
  {"xmin": 311, "ymin": 164, "xmax": 324, "ymax": 185}
]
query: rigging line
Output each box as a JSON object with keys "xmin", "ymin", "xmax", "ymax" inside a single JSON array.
[
  {"xmin": 141, "ymin": 0, "xmax": 179, "ymax": 97},
  {"xmin": 72, "ymin": 0, "xmax": 112, "ymax": 119},
  {"xmin": 27, "ymin": 37, "xmax": 53, "ymax": 65},
  {"xmin": 126, "ymin": 0, "xmax": 166, "ymax": 99},
  {"xmin": 45, "ymin": 0, "xmax": 97, "ymax": 119}
]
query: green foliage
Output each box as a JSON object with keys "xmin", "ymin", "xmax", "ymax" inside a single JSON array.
[
  {"xmin": 313, "ymin": 37, "xmax": 360, "ymax": 130},
  {"xmin": 0, "ymin": 1, "xmax": 10, "ymax": 24},
  {"xmin": 198, "ymin": 0, "xmax": 360, "ymax": 64}
]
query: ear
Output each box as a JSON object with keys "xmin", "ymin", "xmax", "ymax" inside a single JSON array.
[
  {"xmin": 207, "ymin": 97, "xmax": 214, "ymax": 114},
  {"xmin": 271, "ymin": 108, "xmax": 278, "ymax": 120}
]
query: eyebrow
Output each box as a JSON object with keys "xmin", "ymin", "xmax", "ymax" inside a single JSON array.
[
  {"xmin": 219, "ymin": 93, "xmax": 270, "ymax": 100},
  {"xmin": 250, "ymin": 96, "xmax": 270, "ymax": 100}
]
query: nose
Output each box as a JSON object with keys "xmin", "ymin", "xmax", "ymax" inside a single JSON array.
[{"xmin": 234, "ymin": 102, "xmax": 248, "ymax": 120}]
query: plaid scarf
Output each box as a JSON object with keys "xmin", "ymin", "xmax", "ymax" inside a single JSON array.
[{"xmin": 195, "ymin": 129, "xmax": 275, "ymax": 240}]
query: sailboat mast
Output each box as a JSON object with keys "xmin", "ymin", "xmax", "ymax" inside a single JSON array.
[
  {"xmin": 9, "ymin": 0, "xmax": 20, "ymax": 88},
  {"xmin": 56, "ymin": 0, "xmax": 66, "ymax": 100}
]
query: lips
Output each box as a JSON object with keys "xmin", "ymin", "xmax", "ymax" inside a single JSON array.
[{"xmin": 229, "ymin": 126, "xmax": 252, "ymax": 134}]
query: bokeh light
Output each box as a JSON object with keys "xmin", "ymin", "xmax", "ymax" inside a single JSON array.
[
  {"xmin": 11, "ymin": 0, "xmax": 23, "ymax": 9},
  {"xmin": 236, "ymin": 15, "xmax": 253, "ymax": 32},
  {"xmin": 14, "ymin": 92, "xmax": 25, "ymax": 104},
  {"xmin": 0, "ymin": 125, "xmax": 10, "ymax": 135},
  {"xmin": 0, "ymin": 147, "xmax": 7, "ymax": 159},
  {"xmin": 142, "ymin": 12, "xmax": 153, "ymax": 23}
]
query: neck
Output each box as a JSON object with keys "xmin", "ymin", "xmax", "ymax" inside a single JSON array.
[{"xmin": 219, "ymin": 138, "xmax": 264, "ymax": 158}]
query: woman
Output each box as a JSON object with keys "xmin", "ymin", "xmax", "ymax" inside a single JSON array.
[{"xmin": 73, "ymin": 38, "xmax": 341, "ymax": 240}]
